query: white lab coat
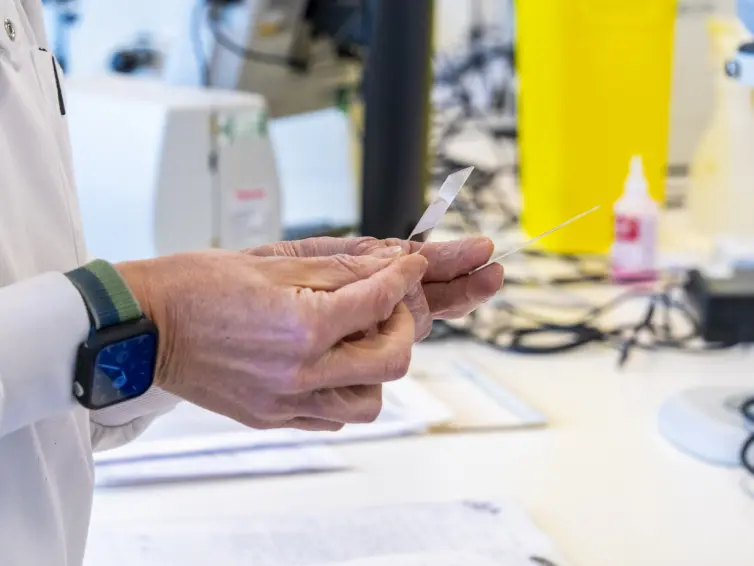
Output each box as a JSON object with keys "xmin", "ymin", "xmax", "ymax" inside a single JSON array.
[{"xmin": 0, "ymin": 1, "xmax": 179, "ymax": 564}]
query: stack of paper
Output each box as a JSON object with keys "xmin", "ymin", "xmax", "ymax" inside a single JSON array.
[
  {"xmin": 94, "ymin": 376, "xmax": 452, "ymax": 486},
  {"xmin": 85, "ymin": 499, "xmax": 570, "ymax": 566},
  {"xmin": 94, "ymin": 359, "xmax": 547, "ymax": 486},
  {"xmin": 95, "ymin": 446, "xmax": 346, "ymax": 487},
  {"xmin": 410, "ymin": 346, "xmax": 547, "ymax": 432}
]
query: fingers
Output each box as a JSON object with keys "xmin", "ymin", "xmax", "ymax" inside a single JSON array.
[
  {"xmin": 404, "ymin": 283, "xmax": 433, "ymax": 341},
  {"xmin": 416, "ymin": 238, "xmax": 494, "ymax": 282},
  {"xmin": 424, "ymin": 263, "xmax": 504, "ymax": 319},
  {"xmin": 355, "ymin": 237, "xmax": 494, "ymax": 282},
  {"xmin": 318, "ymin": 255, "xmax": 427, "ymax": 343},
  {"xmin": 266, "ymin": 251, "xmax": 403, "ymax": 292},
  {"xmin": 307, "ymin": 302, "xmax": 415, "ymax": 388},
  {"xmin": 247, "ymin": 237, "xmax": 378, "ymax": 258},
  {"xmin": 295, "ymin": 385, "xmax": 383, "ymax": 425},
  {"xmin": 283, "ymin": 417, "xmax": 345, "ymax": 432},
  {"xmin": 248, "ymin": 236, "xmax": 495, "ymax": 285},
  {"xmin": 245, "ymin": 240, "xmax": 302, "ymax": 258}
]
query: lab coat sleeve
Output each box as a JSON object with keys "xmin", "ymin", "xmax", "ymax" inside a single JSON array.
[
  {"xmin": 0, "ymin": 272, "xmax": 89, "ymax": 437},
  {"xmin": 0, "ymin": 271, "xmax": 180, "ymax": 449},
  {"xmin": 89, "ymin": 388, "xmax": 180, "ymax": 452}
]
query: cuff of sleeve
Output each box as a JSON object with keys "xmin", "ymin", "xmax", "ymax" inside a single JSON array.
[
  {"xmin": 91, "ymin": 386, "xmax": 181, "ymax": 427},
  {"xmin": 0, "ymin": 273, "xmax": 88, "ymax": 435}
]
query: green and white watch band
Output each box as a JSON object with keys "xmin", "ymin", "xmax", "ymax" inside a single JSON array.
[{"xmin": 65, "ymin": 259, "xmax": 143, "ymax": 330}]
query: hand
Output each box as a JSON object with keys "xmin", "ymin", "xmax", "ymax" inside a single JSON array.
[
  {"xmin": 250, "ymin": 237, "xmax": 504, "ymax": 341},
  {"xmin": 116, "ymin": 249, "xmax": 428, "ymax": 431}
]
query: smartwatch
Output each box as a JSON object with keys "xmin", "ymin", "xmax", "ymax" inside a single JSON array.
[{"xmin": 65, "ymin": 260, "xmax": 159, "ymax": 410}]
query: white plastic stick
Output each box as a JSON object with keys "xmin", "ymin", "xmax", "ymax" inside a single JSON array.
[{"xmin": 471, "ymin": 206, "xmax": 600, "ymax": 273}]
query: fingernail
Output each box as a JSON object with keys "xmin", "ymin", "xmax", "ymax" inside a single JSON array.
[
  {"xmin": 474, "ymin": 238, "xmax": 494, "ymax": 252},
  {"xmin": 371, "ymin": 246, "xmax": 404, "ymax": 259}
]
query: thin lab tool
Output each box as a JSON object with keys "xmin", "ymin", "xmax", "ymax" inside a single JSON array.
[
  {"xmin": 409, "ymin": 167, "xmax": 474, "ymax": 243},
  {"xmin": 472, "ymin": 206, "xmax": 600, "ymax": 273}
]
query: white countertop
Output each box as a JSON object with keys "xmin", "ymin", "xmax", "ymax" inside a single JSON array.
[{"xmin": 89, "ymin": 341, "xmax": 754, "ymax": 566}]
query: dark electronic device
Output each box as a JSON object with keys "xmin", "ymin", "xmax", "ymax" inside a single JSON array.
[
  {"xmin": 303, "ymin": 0, "xmax": 377, "ymax": 52},
  {"xmin": 111, "ymin": 47, "xmax": 158, "ymax": 74},
  {"xmin": 73, "ymin": 319, "xmax": 159, "ymax": 410},
  {"xmin": 65, "ymin": 260, "xmax": 159, "ymax": 411},
  {"xmin": 684, "ymin": 268, "xmax": 754, "ymax": 345},
  {"xmin": 289, "ymin": 0, "xmax": 378, "ymax": 72}
]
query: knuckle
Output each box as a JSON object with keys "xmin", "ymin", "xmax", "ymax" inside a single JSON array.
[
  {"xmin": 275, "ymin": 241, "xmax": 299, "ymax": 257},
  {"xmin": 416, "ymin": 320, "xmax": 433, "ymax": 342},
  {"xmin": 360, "ymin": 398, "xmax": 383, "ymax": 423},
  {"xmin": 384, "ymin": 349, "xmax": 412, "ymax": 380},
  {"xmin": 373, "ymin": 287, "xmax": 395, "ymax": 320},
  {"xmin": 331, "ymin": 253, "xmax": 364, "ymax": 277},
  {"xmin": 352, "ymin": 237, "xmax": 381, "ymax": 255},
  {"xmin": 301, "ymin": 326, "xmax": 320, "ymax": 352},
  {"xmin": 277, "ymin": 364, "xmax": 309, "ymax": 394},
  {"xmin": 382, "ymin": 238, "xmax": 404, "ymax": 249},
  {"xmin": 296, "ymin": 315, "xmax": 326, "ymax": 355},
  {"xmin": 436, "ymin": 243, "xmax": 457, "ymax": 268}
]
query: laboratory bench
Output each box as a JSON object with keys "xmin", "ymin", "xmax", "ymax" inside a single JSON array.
[{"xmin": 88, "ymin": 341, "xmax": 754, "ymax": 566}]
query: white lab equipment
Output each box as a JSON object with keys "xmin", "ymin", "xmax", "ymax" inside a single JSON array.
[
  {"xmin": 66, "ymin": 76, "xmax": 282, "ymax": 263},
  {"xmin": 688, "ymin": 18, "xmax": 754, "ymax": 241},
  {"xmin": 726, "ymin": 0, "xmax": 754, "ymax": 85},
  {"xmin": 658, "ymin": 3, "xmax": 754, "ymax": 473},
  {"xmin": 659, "ymin": 387, "xmax": 754, "ymax": 466},
  {"xmin": 45, "ymin": 0, "xmax": 308, "ymax": 97}
]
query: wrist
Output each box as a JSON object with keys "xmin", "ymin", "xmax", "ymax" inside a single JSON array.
[
  {"xmin": 64, "ymin": 260, "xmax": 160, "ymax": 409},
  {"xmin": 114, "ymin": 260, "xmax": 172, "ymax": 389}
]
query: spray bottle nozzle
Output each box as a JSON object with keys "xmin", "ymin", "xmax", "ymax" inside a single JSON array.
[
  {"xmin": 626, "ymin": 155, "xmax": 649, "ymax": 198},
  {"xmin": 630, "ymin": 155, "xmax": 644, "ymax": 175}
]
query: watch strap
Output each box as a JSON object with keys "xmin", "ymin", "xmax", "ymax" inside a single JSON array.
[{"xmin": 65, "ymin": 259, "xmax": 143, "ymax": 330}]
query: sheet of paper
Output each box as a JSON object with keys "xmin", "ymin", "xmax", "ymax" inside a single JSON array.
[
  {"xmin": 94, "ymin": 377, "xmax": 448, "ymax": 465},
  {"xmin": 84, "ymin": 500, "xmax": 570, "ymax": 566},
  {"xmin": 410, "ymin": 345, "xmax": 547, "ymax": 431},
  {"xmin": 95, "ymin": 445, "xmax": 346, "ymax": 487},
  {"xmin": 308, "ymin": 552, "xmax": 519, "ymax": 566}
]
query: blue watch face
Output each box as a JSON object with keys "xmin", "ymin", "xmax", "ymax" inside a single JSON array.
[{"xmin": 91, "ymin": 333, "xmax": 157, "ymax": 408}]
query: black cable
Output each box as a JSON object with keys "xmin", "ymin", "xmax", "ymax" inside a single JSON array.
[
  {"xmin": 206, "ymin": 5, "xmax": 295, "ymax": 68},
  {"xmin": 742, "ymin": 398, "xmax": 754, "ymax": 477},
  {"xmin": 191, "ymin": 1, "xmax": 211, "ymax": 87},
  {"xmin": 425, "ymin": 283, "xmax": 738, "ymax": 364}
]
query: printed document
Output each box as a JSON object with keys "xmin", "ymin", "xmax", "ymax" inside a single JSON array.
[{"xmin": 85, "ymin": 500, "xmax": 569, "ymax": 566}]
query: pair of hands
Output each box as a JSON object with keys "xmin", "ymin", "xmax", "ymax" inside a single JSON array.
[{"xmin": 117, "ymin": 236, "xmax": 503, "ymax": 432}]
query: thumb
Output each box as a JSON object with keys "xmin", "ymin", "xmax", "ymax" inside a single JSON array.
[
  {"xmin": 315, "ymin": 254, "xmax": 428, "ymax": 345},
  {"xmin": 267, "ymin": 247, "xmax": 404, "ymax": 291}
]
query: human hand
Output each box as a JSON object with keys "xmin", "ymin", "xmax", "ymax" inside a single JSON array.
[
  {"xmin": 250, "ymin": 236, "xmax": 503, "ymax": 341},
  {"xmin": 116, "ymin": 249, "xmax": 427, "ymax": 431}
]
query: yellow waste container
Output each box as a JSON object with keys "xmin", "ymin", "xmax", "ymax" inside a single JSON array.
[{"xmin": 516, "ymin": 0, "xmax": 677, "ymax": 254}]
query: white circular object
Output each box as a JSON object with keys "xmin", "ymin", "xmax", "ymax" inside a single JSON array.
[{"xmin": 658, "ymin": 386, "xmax": 754, "ymax": 466}]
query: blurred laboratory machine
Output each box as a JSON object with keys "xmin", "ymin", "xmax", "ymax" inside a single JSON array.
[
  {"xmin": 42, "ymin": 0, "xmax": 368, "ymax": 116},
  {"xmin": 56, "ymin": 0, "xmax": 370, "ymax": 261}
]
